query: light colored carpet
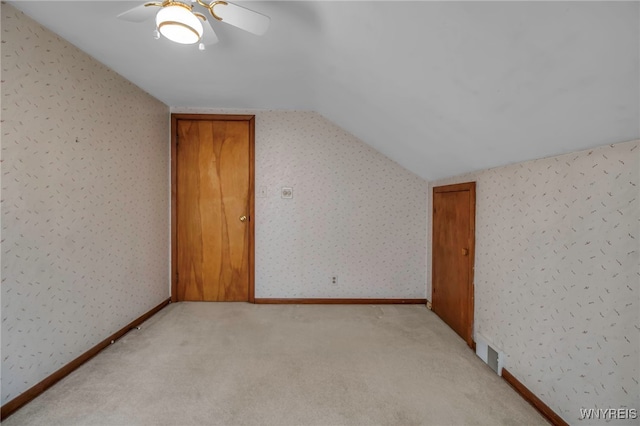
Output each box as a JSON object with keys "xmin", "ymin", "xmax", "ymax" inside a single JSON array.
[{"xmin": 3, "ymin": 303, "xmax": 546, "ymax": 425}]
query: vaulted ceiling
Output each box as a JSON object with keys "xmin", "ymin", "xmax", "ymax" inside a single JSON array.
[{"xmin": 10, "ymin": 1, "xmax": 639, "ymax": 180}]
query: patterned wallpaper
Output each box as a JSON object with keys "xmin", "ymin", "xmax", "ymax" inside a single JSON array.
[
  {"xmin": 1, "ymin": 5, "xmax": 170, "ymax": 405},
  {"xmin": 428, "ymin": 140, "xmax": 640, "ymax": 424},
  {"xmin": 173, "ymin": 108, "xmax": 429, "ymax": 299}
]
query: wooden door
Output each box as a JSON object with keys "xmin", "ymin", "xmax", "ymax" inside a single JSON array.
[
  {"xmin": 432, "ymin": 182, "xmax": 475, "ymax": 347},
  {"xmin": 172, "ymin": 115, "xmax": 254, "ymax": 302}
]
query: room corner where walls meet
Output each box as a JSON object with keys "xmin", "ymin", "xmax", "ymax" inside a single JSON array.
[{"xmin": 428, "ymin": 140, "xmax": 640, "ymax": 424}]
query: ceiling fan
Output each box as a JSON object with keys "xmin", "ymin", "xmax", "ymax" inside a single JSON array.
[{"xmin": 117, "ymin": 0, "xmax": 270, "ymax": 50}]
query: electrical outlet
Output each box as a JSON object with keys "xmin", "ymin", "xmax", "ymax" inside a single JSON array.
[
  {"xmin": 281, "ymin": 187, "xmax": 293, "ymax": 199},
  {"xmin": 331, "ymin": 276, "xmax": 338, "ymax": 285}
]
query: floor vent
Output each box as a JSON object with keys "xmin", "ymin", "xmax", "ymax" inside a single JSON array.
[{"xmin": 475, "ymin": 333, "xmax": 504, "ymax": 376}]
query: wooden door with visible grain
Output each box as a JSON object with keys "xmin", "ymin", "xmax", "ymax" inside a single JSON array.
[
  {"xmin": 432, "ymin": 182, "xmax": 475, "ymax": 347},
  {"xmin": 176, "ymin": 118, "xmax": 251, "ymax": 301}
]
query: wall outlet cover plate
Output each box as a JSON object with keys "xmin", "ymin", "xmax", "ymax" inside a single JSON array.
[{"xmin": 281, "ymin": 187, "xmax": 293, "ymax": 199}]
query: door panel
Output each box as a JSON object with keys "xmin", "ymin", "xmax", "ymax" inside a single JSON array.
[
  {"xmin": 176, "ymin": 119, "xmax": 250, "ymax": 301},
  {"xmin": 432, "ymin": 182, "xmax": 475, "ymax": 346}
]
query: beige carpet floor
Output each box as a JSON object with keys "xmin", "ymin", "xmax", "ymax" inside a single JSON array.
[{"xmin": 3, "ymin": 303, "xmax": 546, "ymax": 425}]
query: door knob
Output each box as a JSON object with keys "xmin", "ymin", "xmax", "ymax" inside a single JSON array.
[
  {"xmin": 239, "ymin": 215, "xmax": 247, "ymax": 222},
  {"xmin": 462, "ymin": 248, "xmax": 469, "ymax": 256}
]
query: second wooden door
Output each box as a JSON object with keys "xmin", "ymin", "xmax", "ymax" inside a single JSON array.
[
  {"xmin": 432, "ymin": 182, "xmax": 476, "ymax": 347},
  {"xmin": 174, "ymin": 115, "xmax": 254, "ymax": 301}
]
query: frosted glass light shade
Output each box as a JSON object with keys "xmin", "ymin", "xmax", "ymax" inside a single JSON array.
[{"xmin": 156, "ymin": 4, "xmax": 203, "ymax": 44}]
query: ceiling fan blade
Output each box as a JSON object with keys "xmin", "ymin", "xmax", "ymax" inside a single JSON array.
[
  {"xmin": 210, "ymin": 1, "xmax": 270, "ymax": 36},
  {"xmin": 201, "ymin": 18, "xmax": 219, "ymax": 45},
  {"xmin": 117, "ymin": 3, "xmax": 159, "ymax": 23}
]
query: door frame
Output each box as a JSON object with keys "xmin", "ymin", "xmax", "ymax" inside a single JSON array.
[
  {"xmin": 171, "ymin": 114, "xmax": 256, "ymax": 303},
  {"xmin": 431, "ymin": 181, "xmax": 476, "ymax": 348}
]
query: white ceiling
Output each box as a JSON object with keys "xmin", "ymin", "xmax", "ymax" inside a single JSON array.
[{"xmin": 10, "ymin": 1, "xmax": 640, "ymax": 180}]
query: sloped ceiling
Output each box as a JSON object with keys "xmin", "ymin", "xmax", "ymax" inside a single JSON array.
[{"xmin": 9, "ymin": 1, "xmax": 639, "ymax": 180}]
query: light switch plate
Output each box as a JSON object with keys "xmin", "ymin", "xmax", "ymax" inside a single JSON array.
[{"xmin": 281, "ymin": 187, "xmax": 293, "ymax": 199}]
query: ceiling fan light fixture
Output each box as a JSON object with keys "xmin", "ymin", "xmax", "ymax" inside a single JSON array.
[{"xmin": 156, "ymin": 2, "xmax": 203, "ymax": 45}]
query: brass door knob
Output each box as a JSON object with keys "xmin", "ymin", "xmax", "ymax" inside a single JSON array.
[{"xmin": 240, "ymin": 215, "xmax": 247, "ymax": 222}]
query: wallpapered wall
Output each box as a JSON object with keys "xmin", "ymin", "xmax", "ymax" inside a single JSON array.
[
  {"xmin": 173, "ymin": 108, "xmax": 429, "ymax": 299},
  {"xmin": 428, "ymin": 140, "xmax": 640, "ymax": 424},
  {"xmin": 1, "ymin": 5, "xmax": 170, "ymax": 405}
]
